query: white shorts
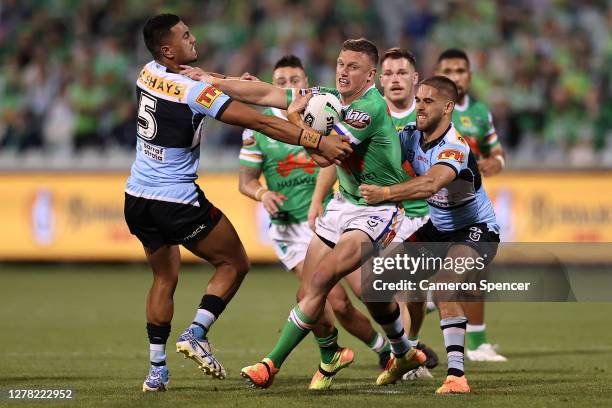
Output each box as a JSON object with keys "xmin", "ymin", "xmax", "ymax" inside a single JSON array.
[
  {"xmin": 393, "ymin": 214, "xmax": 430, "ymax": 242},
  {"xmin": 268, "ymin": 221, "xmax": 313, "ymax": 271},
  {"xmin": 315, "ymin": 193, "xmax": 404, "ymax": 247}
]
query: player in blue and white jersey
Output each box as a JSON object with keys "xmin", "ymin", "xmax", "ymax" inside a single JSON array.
[
  {"xmin": 359, "ymin": 76, "xmax": 500, "ymax": 394},
  {"xmin": 126, "ymin": 14, "xmax": 352, "ymax": 393}
]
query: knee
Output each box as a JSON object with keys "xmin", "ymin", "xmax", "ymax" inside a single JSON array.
[
  {"xmin": 153, "ymin": 273, "xmax": 178, "ymax": 289},
  {"xmin": 329, "ymin": 295, "xmax": 354, "ymax": 320},
  {"xmin": 228, "ymin": 254, "xmax": 250, "ymax": 279},
  {"xmin": 310, "ymin": 268, "xmax": 335, "ymax": 294}
]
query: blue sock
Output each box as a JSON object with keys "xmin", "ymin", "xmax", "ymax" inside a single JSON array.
[{"xmin": 189, "ymin": 309, "xmax": 216, "ymax": 340}]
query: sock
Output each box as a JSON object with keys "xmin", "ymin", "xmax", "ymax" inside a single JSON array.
[
  {"xmin": 440, "ymin": 316, "xmax": 468, "ymax": 377},
  {"xmin": 315, "ymin": 327, "xmax": 340, "ymax": 364},
  {"xmin": 190, "ymin": 295, "xmax": 226, "ymax": 340},
  {"xmin": 466, "ymin": 323, "xmax": 487, "ymax": 351},
  {"xmin": 367, "ymin": 332, "xmax": 391, "ymax": 355},
  {"xmin": 408, "ymin": 335, "xmax": 419, "ymax": 348},
  {"xmin": 372, "ymin": 307, "xmax": 411, "ymax": 357},
  {"xmin": 266, "ymin": 306, "xmax": 315, "ymax": 368},
  {"xmin": 147, "ymin": 323, "xmax": 170, "ymax": 366}
]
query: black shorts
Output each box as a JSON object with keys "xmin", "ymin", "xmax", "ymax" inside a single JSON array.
[
  {"xmin": 406, "ymin": 220, "xmax": 500, "ymax": 264},
  {"xmin": 124, "ymin": 186, "xmax": 222, "ymax": 251}
]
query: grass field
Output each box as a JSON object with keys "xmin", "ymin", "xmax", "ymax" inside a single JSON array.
[{"xmin": 1, "ymin": 264, "xmax": 612, "ymax": 408}]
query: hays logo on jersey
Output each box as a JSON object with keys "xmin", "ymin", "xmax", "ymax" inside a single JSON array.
[
  {"xmin": 437, "ymin": 149, "xmax": 465, "ymax": 163},
  {"xmin": 196, "ymin": 86, "xmax": 223, "ymax": 109},
  {"xmin": 344, "ymin": 109, "xmax": 371, "ymax": 129}
]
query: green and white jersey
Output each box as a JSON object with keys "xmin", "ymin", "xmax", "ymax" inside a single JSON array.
[
  {"xmin": 388, "ymin": 100, "xmax": 429, "ymax": 218},
  {"xmin": 240, "ymin": 107, "xmax": 331, "ymax": 225},
  {"xmin": 452, "ymin": 95, "xmax": 499, "ymax": 159},
  {"xmin": 287, "ymin": 86, "xmax": 407, "ymax": 206}
]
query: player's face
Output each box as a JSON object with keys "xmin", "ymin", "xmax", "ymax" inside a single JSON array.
[
  {"xmin": 336, "ymin": 50, "xmax": 376, "ymax": 100},
  {"xmin": 166, "ymin": 21, "xmax": 197, "ymax": 64},
  {"xmin": 436, "ymin": 58, "xmax": 470, "ymax": 99},
  {"xmin": 380, "ymin": 58, "xmax": 418, "ymax": 104},
  {"xmin": 272, "ymin": 66, "xmax": 308, "ymax": 89},
  {"xmin": 415, "ymin": 84, "xmax": 450, "ymax": 133}
]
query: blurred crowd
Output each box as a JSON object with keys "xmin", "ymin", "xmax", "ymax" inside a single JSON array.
[{"xmin": 0, "ymin": 0, "xmax": 611, "ymax": 168}]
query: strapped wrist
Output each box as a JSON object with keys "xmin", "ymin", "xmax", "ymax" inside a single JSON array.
[
  {"xmin": 254, "ymin": 186, "xmax": 268, "ymax": 201},
  {"xmin": 494, "ymin": 154, "xmax": 506, "ymax": 169},
  {"xmin": 298, "ymin": 128, "xmax": 322, "ymax": 149}
]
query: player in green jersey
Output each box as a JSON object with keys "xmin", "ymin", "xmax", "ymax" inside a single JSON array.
[
  {"xmin": 379, "ymin": 47, "xmax": 438, "ymax": 376},
  {"xmin": 436, "ymin": 48, "xmax": 507, "ymax": 362},
  {"xmin": 238, "ymin": 55, "xmax": 392, "ymax": 370},
  {"xmin": 183, "ymin": 38, "xmax": 428, "ymax": 389}
]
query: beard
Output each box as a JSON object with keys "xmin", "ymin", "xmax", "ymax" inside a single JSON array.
[{"xmin": 416, "ymin": 113, "xmax": 442, "ymax": 133}]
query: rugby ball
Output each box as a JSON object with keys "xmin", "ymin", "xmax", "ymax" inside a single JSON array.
[{"xmin": 302, "ymin": 93, "xmax": 342, "ymax": 135}]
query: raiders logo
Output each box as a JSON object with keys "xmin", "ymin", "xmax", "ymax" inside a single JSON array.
[{"xmin": 344, "ymin": 109, "xmax": 371, "ymax": 129}]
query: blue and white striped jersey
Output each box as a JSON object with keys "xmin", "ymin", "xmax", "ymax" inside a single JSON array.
[
  {"xmin": 126, "ymin": 61, "xmax": 232, "ymax": 205},
  {"xmin": 398, "ymin": 123, "xmax": 498, "ymax": 233}
]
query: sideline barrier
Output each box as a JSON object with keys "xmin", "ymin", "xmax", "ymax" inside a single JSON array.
[{"xmin": 1, "ymin": 172, "xmax": 610, "ymax": 262}]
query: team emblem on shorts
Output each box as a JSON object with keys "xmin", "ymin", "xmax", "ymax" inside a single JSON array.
[{"xmin": 469, "ymin": 226, "xmax": 482, "ymax": 241}]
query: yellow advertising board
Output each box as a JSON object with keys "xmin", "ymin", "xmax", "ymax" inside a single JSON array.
[
  {"xmin": 0, "ymin": 172, "xmax": 610, "ymax": 261},
  {"xmin": 0, "ymin": 173, "xmax": 276, "ymax": 262},
  {"xmin": 483, "ymin": 173, "xmax": 612, "ymax": 242}
]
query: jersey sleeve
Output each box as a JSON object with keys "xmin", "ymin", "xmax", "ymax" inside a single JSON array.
[
  {"xmin": 331, "ymin": 97, "xmax": 377, "ymax": 146},
  {"xmin": 482, "ymin": 110, "xmax": 499, "ymax": 150},
  {"xmin": 239, "ymin": 129, "xmax": 264, "ymax": 169},
  {"xmin": 432, "ymin": 141, "xmax": 470, "ymax": 176},
  {"xmin": 187, "ymin": 81, "xmax": 232, "ymax": 119},
  {"xmin": 285, "ymin": 86, "xmax": 340, "ymax": 105}
]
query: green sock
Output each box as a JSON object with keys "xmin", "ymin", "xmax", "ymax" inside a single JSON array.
[
  {"xmin": 315, "ymin": 328, "xmax": 340, "ymax": 364},
  {"xmin": 466, "ymin": 329, "xmax": 487, "ymax": 350},
  {"xmin": 266, "ymin": 306, "xmax": 314, "ymax": 368},
  {"xmin": 367, "ymin": 332, "xmax": 391, "ymax": 355}
]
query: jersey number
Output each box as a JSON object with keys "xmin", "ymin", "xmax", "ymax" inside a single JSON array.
[{"xmin": 137, "ymin": 93, "xmax": 157, "ymax": 140}]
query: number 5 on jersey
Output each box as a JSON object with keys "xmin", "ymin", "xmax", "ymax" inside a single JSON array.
[{"xmin": 137, "ymin": 93, "xmax": 158, "ymax": 140}]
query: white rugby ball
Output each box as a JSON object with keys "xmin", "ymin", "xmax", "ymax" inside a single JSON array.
[{"xmin": 302, "ymin": 93, "xmax": 342, "ymax": 135}]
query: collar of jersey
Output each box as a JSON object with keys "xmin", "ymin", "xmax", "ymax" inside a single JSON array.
[
  {"xmin": 390, "ymin": 99, "xmax": 416, "ymax": 119},
  {"xmin": 341, "ymin": 84, "xmax": 377, "ymax": 109},
  {"xmin": 419, "ymin": 123, "xmax": 454, "ymax": 152},
  {"xmin": 454, "ymin": 94, "xmax": 470, "ymax": 112}
]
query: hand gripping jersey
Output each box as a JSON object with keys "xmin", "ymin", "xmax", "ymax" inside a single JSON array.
[
  {"xmin": 239, "ymin": 107, "xmax": 332, "ymax": 225},
  {"xmin": 287, "ymin": 85, "xmax": 407, "ymax": 206},
  {"xmin": 398, "ymin": 123, "xmax": 498, "ymax": 233},
  {"xmin": 452, "ymin": 95, "xmax": 499, "ymax": 159},
  {"xmin": 126, "ymin": 61, "xmax": 232, "ymax": 204}
]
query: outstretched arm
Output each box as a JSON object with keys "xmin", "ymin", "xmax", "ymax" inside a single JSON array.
[
  {"xmin": 180, "ymin": 65, "xmax": 288, "ymax": 108},
  {"xmin": 219, "ymin": 101, "xmax": 350, "ymax": 166},
  {"xmin": 359, "ymin": 164, "xmax": 455, "ymax": 204}
]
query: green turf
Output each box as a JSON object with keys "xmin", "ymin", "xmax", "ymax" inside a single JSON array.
[{"xmin": 1, "ymin": 264, "xmax": 611, "ymax": 407}]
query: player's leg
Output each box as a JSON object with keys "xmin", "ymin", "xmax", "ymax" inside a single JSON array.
[
  {"xmin": 364, "ymin": 300, "xmax": 427, "ymax": 385},
  {"xmin": 125, "ymin": 193, "xmax": 175, "ymax": 392},
  {"xmin": 241, "ymin": 235, "xmax": 340, "ymax": 388},
  {"xmin": 326, "ymin": 279, "xmax": 391, "ymax": 370},
  {"xmin": 463, "ymin": 300, "xmax": 507, "ymax": 361},
  {"xmin": 341, "ymin": 267, "xmax": 392, "ymax": 368},
  {"xmin": 176, "ymin": 214, "xmax": 250, "ymax": 379},
  {"xmin": 142, "ymin": 244, "xmax": 180, "ymax": 392},
  {"xmin": 432, "ymin": 244, "xmax": 474, "ymax": 394}
]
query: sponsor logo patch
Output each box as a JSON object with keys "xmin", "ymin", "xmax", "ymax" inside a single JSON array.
[
  {"xmin": 344, "ymin": 109, "xmax": 371, "ymax": 129},
  {"xmin": 437, "ymin": 149, "xmax": 465, "ymax": 163},
  {"xmin": 196, "ymin": 86, "xmax": 223, "ymax": 109},
  {"xmin": 142, "ymin": 141, "xmax": 165, "ymax": 162}
]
